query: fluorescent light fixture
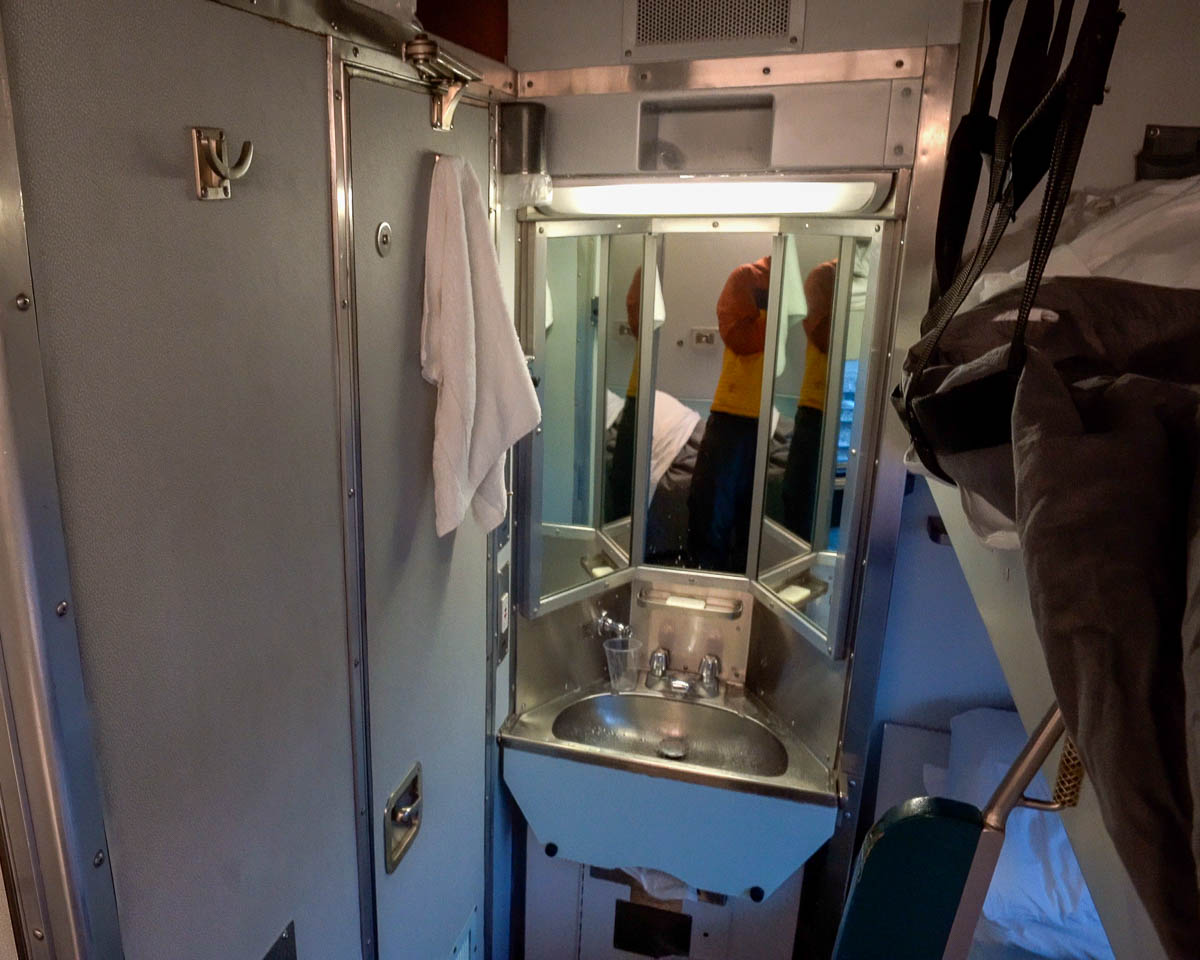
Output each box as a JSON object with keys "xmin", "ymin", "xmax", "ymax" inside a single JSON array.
[{"xmin": 544, "ymin": 173, "xmax": 892, "ymax": 217}]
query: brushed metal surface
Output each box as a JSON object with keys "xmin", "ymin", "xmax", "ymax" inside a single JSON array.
[
  {"xmin": 516, "ymin": 47, "xmax": 925, "ymax": 97},
  {"xmin": 503, "ymin": 682, "xmax": 832, "ymax": 803},
  {"xmin": 552, "ymin": 692, "xmax": 788, "ymax": 777}
]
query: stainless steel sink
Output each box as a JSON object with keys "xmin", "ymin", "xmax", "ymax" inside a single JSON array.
[
  {"xmin": 500, "ymin": 678, "xmax": 835, "ymax": 804},
  {"xmin": 551, "ymin": 692, "xmax": 788, "ymax": 777}
]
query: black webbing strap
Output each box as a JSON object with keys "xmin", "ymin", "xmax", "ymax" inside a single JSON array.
[
  {"xmin": 933, "ymin": 0, "xmax": 1014, "ymax": 295},
  {"xmin": 1009, "ymin": 0, "xmax": 1125, "ymax": 371},
  {"xmin": 898, "ymin": 0, "xmax": 1124, "ymax": 481},
  {"xmin": 934, "ymin": 0, "xmax": 1079, "ymax": 296}
]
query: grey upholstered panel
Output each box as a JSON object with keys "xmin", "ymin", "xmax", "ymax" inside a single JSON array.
[
  {"xmin": 1, "ymin": 3, "xmax": 361, "ymax": 958},
  {"xmin": 348, "ymin": 79, "xmax": 490, "ymax": 960}
]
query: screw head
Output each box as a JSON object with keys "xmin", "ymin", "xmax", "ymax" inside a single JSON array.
[
  {"xmin": 894, "ymin": 59, "xmax": 905, "ymax": 68},
  {"xmin": 334, "ymin": 89, "xmax": 343, "ymax": 101},
  {"xmin": 15, "ymin": 293, "xmax": 30, "ymax": 310},
  {"xmin": 55, "ymin": 601, "xmax": 69, "ymax": 617},
  {"xmin": 93, "ymin": 849, "xmax": 105, "ymax": 867},
  {"xmin": 32, "ymin": 929, "xmax": 44, "ymax": 941},
  {"xmin": 762, "ymin": 66, "xmax": 771, "ymax": 76}
]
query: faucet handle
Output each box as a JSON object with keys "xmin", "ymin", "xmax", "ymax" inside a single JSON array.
[
  {"xmin": 699, "ymin": 654, "xmax": 720, "ymax": 686},
  {"xmin": 650, "ymin": 648, "xmax": 669, "ymax": 678}
]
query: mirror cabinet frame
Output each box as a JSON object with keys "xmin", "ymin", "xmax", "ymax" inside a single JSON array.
[{"xmin": 515, "ymin": 214, "xmax": 901, "ymax": 662}]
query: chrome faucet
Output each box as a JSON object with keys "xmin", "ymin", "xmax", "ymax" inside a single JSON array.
[
  {"xmin": 649, "ymin": 647, "xmax": 669, "ymax": 678},
  {"xmin": 698, "ymin": 654, "xmax": 721, "ymax": 698},
  {"xmin": 645, "ymin": 647, "xmax": 721, "ymax": 699},
  {"xmin": 595, "ymin": 613, "xmax": 632, "ymax": 641}
]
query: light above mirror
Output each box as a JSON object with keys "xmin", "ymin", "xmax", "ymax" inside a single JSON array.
[{"xmin": 544, "ymin": 174, "xmax": 893, "ymax": 218}]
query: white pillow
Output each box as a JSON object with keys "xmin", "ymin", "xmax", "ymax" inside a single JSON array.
[{"xmin": 945, "ymin": 708, "xmax": 1114, "ymax": 960}]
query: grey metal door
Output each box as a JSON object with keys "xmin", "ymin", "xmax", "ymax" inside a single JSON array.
[{"xmin": 348, "ymin": 75, "xmax": 491, "ymax": 960}]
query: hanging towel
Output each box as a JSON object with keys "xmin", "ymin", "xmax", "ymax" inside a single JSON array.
[{"xmin": 422, "ymin": 155, "xmax": 541, "ymax": 537}]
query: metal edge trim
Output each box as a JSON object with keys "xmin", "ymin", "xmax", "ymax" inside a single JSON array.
[
  {"xmin": 0, "ymin": 6, "xmax": 124, "ymax": 955},
  {"xmin": 516, "ymin": 46, "xmax": 926, "ymax": 98},
  {"xmin": 207, "ymin": 0, "xmax": 517, "ymax": 99},
  {"xmin": 328, "ymin": 38, "xmax": 379, "ymax": 960},
  {"xmin": 744, "ymin": 232, "xmax": 787, "ymax": 581},
  {"xmin": 802, "ymin": 44, "xmax": 959, "ymax": 939},
  {"xmin": 628, "ymin": 235, "xmax": 659, "ymax": 566},
  {"xmin": 532, "ymin": 566, "xmax": 638, "ymax": 620}
]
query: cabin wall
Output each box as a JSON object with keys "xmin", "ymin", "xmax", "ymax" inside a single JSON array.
[
  {"xmin": 0, "ymin": 3, "xmax": 362, "ymax": 958},
  {"xmin": 997, "ymin": 0, "xmax": 1200, "ymax": 192}
]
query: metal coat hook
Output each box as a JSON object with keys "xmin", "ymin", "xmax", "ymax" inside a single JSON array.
[{"xmin": 191, "ymin": 127, "xmax": 254, "ymax": 200}]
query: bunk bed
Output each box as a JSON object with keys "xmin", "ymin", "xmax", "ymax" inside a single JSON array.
[{"xmin": 910, "ymin": 172, "xmax": 1200, "ymax": 959}]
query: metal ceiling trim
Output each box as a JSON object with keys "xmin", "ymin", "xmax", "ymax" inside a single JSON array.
[{"xmin": 516, "ymin": 46, "xmax": 925, "ymax": 98}]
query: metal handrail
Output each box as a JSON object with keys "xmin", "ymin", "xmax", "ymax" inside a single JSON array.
[{"xmin": 982, "ymin": 704, "xmax": 1080, "ymax": 830}]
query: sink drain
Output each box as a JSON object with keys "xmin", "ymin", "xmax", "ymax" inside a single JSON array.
[{"xmin": 657, "ymin": 737, "xmax": 687, "ymax": 760}]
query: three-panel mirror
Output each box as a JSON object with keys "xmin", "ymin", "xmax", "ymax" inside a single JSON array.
[{"xmin": 518, "ymin": 219, "xmax": 886, "ymax": 657}]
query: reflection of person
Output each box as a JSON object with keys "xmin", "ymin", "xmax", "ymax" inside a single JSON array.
[
  {"xmin": 687, "ymin": 256, "xmax": 771, "ymax": 572},
  {"xmin": 604, "ymin": 268, "xmax": 643, "ymax": 523},
  {"xmin": 782, "ymin": 260, "xmax": 835, "ymax": 541}
]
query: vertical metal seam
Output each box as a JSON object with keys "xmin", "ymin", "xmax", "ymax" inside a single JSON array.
[
  {"xmin": 628, "ymin": 235, "xmax": 660, "ymax": 568},
  {"xmin": 0, "ymin": 5, "xmax": 124, "ymax": 956},
  {"xmin": 826, "ymin": 40, "xmax": 960, "ymax": 906},
  {"xmin": 744, "ymin": 232, "xmax": 787, "ymax": 581},
  {"xmin": 327, "ymin": 36, "xmax": 379, "ymax": 960}
]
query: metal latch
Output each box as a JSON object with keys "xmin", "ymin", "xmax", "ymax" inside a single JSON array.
[
  {"xmin": 384, "ymin": 762, "xmax": 423, "ymax": 873},
  {"xmin": 401, "ymin": 33, "xmax": 482, "ymax": 131}
]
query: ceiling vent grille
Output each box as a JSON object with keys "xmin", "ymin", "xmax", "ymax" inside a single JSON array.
[{"xmin": 634, "ymin": 0, "xmax": 791, "ymax": 47}]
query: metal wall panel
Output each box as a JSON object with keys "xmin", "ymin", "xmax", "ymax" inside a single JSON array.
[
  {"xmin": 347, "ymin": 77, "xmax": 490, "ymax": 960},
  {"xmin": 508, "ymin": 0, "xmax": 963, "ymax": 69},
  {"xmin": 0, "ymin": 1, "xmax": 363, "ymax": 957},
  {"xmin": 539, "ymin": 80, "xmax": 910, "ymax": 177}
]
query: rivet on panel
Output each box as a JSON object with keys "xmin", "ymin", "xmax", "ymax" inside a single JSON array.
[
  {"xmin": 348, "ymin": 488, "xmax": 356, "ymax": 498},
  {"xmin": 901, "ymin": 86, "xmax": 913, "ymax": 98},
  {"xmin": 893, "ymin": 144, "xmax": 905, "ymax": 156},
  {"xmin": 624, "ymin": 49, "xmax": 632, "ymax": 57},
  {"xmin": 334, "ymin": 90, "xmax": 343, "ymax": 101},
  {"xmin": 341, "ymin": 298, "xmax": 349, "ymax": 308},
  {"xmin": 525, "ymin": 80, "xmax": 533, "ymax": 89},
  {"xmin": 894, "ymin": 59, "xmax": 904, "ymax": 68},
  {"xmin": 15, "ymin": 293, "xmax": 30, "ymax": 310},
  {"xmin": 32, "ymin": 930, "xmax": 44, "ymax": 941},
  {"xmin": 762, "ymin": 66, "xmax": 771, "ymax": 76},
  {"xmin": 789, "ymin": 36, "xmax": 798, "ymax": 44},
  {"xmin": 55, "ymin": 601, "xmax": 69, "ymax": 617},
  {"xmin": 93, "ymin": 849, "xmax": 105, "ymax": 867}
]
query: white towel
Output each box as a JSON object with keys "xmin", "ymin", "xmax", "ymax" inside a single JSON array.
[{"xmin": 422, "ymin": 155, "xmax": 541, "ymax": 537}]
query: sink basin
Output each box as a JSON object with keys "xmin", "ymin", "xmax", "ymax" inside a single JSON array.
[{"xmin": 551, "ymin": 692, "xmax": 788, "ymax": 777}]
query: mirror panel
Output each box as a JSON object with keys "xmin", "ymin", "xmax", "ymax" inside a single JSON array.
[
  {"xmin": 756, "ymin": 233, "xmax": 874, "ymax": 637},
  {"xmin": 525, "ymin": 232, "xmax": 646, "ymax": 612},
  {"xmin": 601, "ymin": 233, "xmax": 648, "ymax": 557},
  {"xmin": 643, "ymin": 233, "xmax": 775, "ymax": 573}
]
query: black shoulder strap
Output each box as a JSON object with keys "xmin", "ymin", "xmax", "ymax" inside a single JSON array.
[
  {"xmin": 933, "ymin": 0, "xmax": 1081, "ymax": 297},
  {"xmin": 900, "ymin": 0, "xmax": 1124, "ymax": 479}
]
